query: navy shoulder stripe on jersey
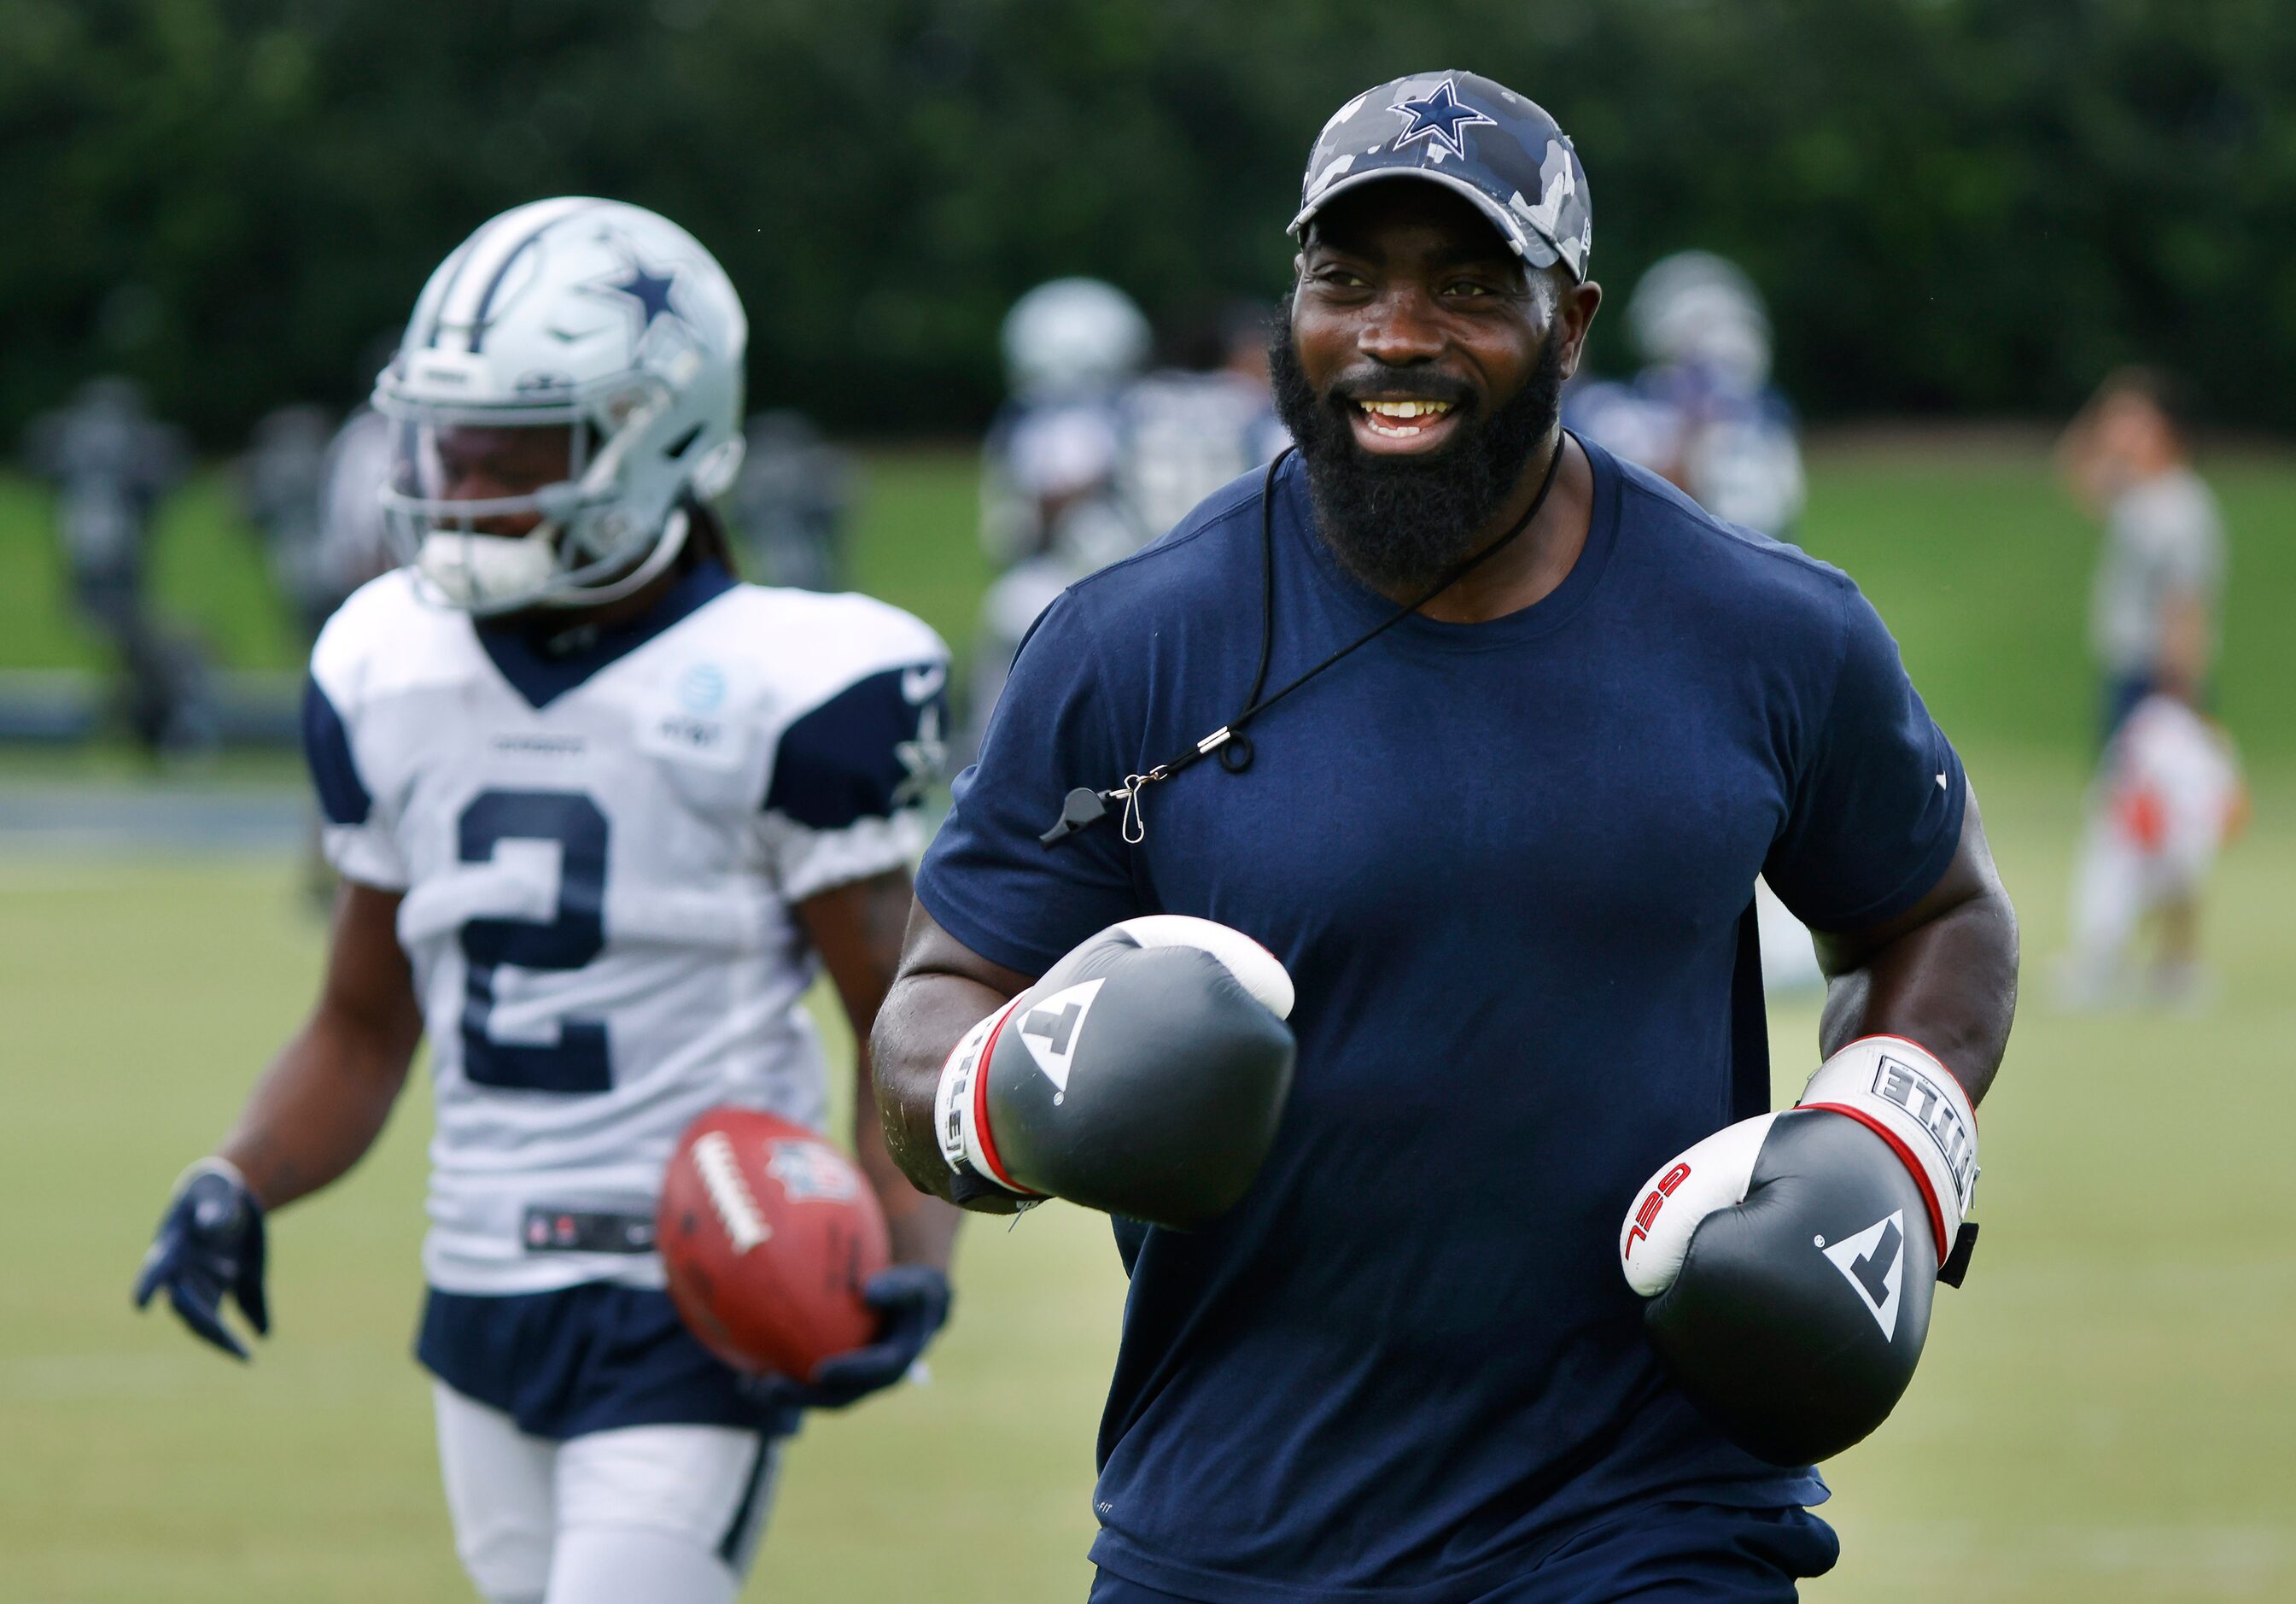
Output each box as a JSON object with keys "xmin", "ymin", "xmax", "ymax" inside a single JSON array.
[
  {"xmin": 301, "ymin": 676, "xmax": 371, "ymax": 826},
  {"xmin": 765, "ymin": 663, "xmax": 946, "ymax": 831}
]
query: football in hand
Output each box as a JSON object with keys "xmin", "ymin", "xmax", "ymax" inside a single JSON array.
[{"xmin": 657, "ymin": 1107, "xmax": 890, "ymax": 1383}]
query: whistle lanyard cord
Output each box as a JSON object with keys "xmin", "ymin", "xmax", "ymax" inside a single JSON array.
[{"xmin": 1149, "ymin": 430, "xmax": 1570, "ymax": 787}]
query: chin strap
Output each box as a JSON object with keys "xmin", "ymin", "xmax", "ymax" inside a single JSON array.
[
  {"xmin": 415, "ymin": 529, "xmax": 562, "ymax": 612},
  {"xmin": 405, "ymin": 382, "xmax": 698, "ymax": 615},
  {"xmin": 416, "ymin": 506, "xmax": 692, "ymax": 616},
  {"xmin": 541, "ymin": 506, "xmax": 691, "ymax": 609}
]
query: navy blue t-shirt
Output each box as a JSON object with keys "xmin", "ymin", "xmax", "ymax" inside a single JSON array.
[{"xmin": 917, "ymin": 442, "xmax": 1966, "ymax": 1603}]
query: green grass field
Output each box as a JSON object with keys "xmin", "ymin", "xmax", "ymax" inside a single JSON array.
[{"xmin": 3, "ymin": 442, "xmax": 2293, "ymax": 1600}]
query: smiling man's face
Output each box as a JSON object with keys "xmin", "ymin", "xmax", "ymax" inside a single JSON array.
[{"xmin": 1273, "ymin": 181, "xmax": 1596, "ymax": 594}]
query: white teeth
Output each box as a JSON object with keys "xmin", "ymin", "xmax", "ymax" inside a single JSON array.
[{"xmin": 1361, "ymin": 399, "xmax": 1452, "ymax": 419}]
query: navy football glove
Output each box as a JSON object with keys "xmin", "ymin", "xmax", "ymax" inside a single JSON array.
[
  {"xmin": 133, "ymin": 1160, "xmax": 269, "ymax": 1361},
  {"xmin": 781, "ymin": 1265, "xmax": 952, "ymax": 1410}
]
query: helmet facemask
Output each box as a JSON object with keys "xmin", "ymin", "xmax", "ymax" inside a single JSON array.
[
  {"xmin": 373, "ymin": 198, "xmax": 751, "ymax": 618},
  {"xmin": 378, "ymin": 370, "xmax": 736, "ymax": 617}
]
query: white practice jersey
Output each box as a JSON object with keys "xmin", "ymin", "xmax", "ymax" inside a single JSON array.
[
  {"xmin": 2101, "ymin": 694, "xmax": 2244, "ymax": 877},
  {"xmin": 2090, "ymin": 466, "xmax": 2226, "ymax": 680},
  {"xmin": 305, "ymin": 563, "xmax": 948, "ymax": 1295}
]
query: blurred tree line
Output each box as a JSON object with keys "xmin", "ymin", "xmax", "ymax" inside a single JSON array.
[{"xmin": 6, "ymin": 0, "xmax": 2293, "ymax": 445}]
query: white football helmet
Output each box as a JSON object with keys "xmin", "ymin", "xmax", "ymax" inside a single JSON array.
[
  {"xmin": 1627, "ymin": 250, "xmax": 1773, "ymax": 390},
  {"xmin": 374, "ymin": 197, "xmax": 748, "ymax": 614},
  {"xmin": 1001, "ymin": 278, "xmax": 1150, "ymax": 400}
]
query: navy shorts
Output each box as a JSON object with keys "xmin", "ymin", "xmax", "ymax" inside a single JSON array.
[
  {"xmin": 417, "ymin": 1282, "xmax": 799, "ymax": 1441},
  {"xmin": 1088, "ymin": 1502, "xmax": 1839, "ymax": 1603},
  {"xmin": 2101, "ymin": 672, "xmax": 2160, "ymax": 749},
  {"xmin": 2100, "ymin": 672, "xmax": 2213, "ymax": 749}
]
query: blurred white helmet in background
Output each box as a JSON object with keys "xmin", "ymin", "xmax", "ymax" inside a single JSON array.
[
  {"xmin": 1627, "ymin": 250, "xmax": 1773, "ymax": 390},
  {"xmin": 1001, "ymin": 278, "xmax": 1150, "ymax": 400},
  {"xmin": 374, "ymin": 196, "xmax": 747, "ymax": 614}
]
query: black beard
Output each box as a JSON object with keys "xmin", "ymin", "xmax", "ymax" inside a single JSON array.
[{"xmin": 1269, "ymin": 303, "xmax": 1564, "ymax": 594}]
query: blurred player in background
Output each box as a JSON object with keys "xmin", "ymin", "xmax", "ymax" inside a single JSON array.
[
  {"xmin": 1111, "ymin": 299, "xmax": 1290, "ymax": 546},
  {"xmin": 967, "ymin": 277, "xmax": 1150, "ymax": 756},
  {"xmin": 21, "ymin": 375, "xmax": 213, "ymax": 754},
  {"xmin": 2058, "ymin": 368, "xmax": 2227, "ymax": 742},
  {"xmin": 133, "ymin": 198, "xmax": 959, "ymax": 1604},
  {"xmin": 311, "ymin": 330, "xmax": 425, "ymax": 630},
  {"xmin": 246, "ymin": 395, "xmax": 401, "ymax": 903},
  {"xmin": 230, "ymin": 376, "xmax": 406, "ymax": 653},
  {"xmin": 2056, "ymin": 368, "xmax": 2235, "ymax": 1004},
  {"xmin": 236, "ymin": 403, "xmax": 339, "ymax": 645},
  {"xmin": 1568, "ymin": 249, "xmax": 1805, "ymax": 540},
  {"xmin": 1569, "ymin": 249, "xmax": 1819, "ymax": 992},
  {"xmin": 965, "ymin": 281, "xmax": 1288, "ymax": 761},
  {"xmin": 979, "ymin": 276, "xmax": 1149, "ymax": 569},
  {"xmin": 2061, "ymin": 693, "xmax": 2245, "ymax": 1006},
  {"xmin": 315, "ymin": 399, "xmax": 404, "ymax": 607},
  {"xmin": 731, "ymin": 409, "xmax": 850, "ymax": 592}
]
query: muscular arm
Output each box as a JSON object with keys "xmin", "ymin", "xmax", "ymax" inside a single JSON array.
[
  {"xmin": 869, "ymin": 901, "xmax": 1036, "ymax": 1210},
  {"xmin": 1811, "ymin": 788, "xmax": 2019, "ymax": 1106},
  {"xmin": 797, "ymin": 870, "xmax": 969, "ymax": 1263},
  {"xmin": 217, "ymin": 880, "xmax": 424, "ymax": 1209}
]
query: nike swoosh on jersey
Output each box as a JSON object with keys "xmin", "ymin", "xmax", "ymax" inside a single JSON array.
[{"xmin": 902, "ymin": 663, "xmax": 948, "ymax": 704}]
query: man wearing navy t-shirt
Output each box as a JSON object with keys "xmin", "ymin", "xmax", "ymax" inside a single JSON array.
[{"xmin": 875, "ymin": 71, "xmax": 2017, "ymax": 1602}]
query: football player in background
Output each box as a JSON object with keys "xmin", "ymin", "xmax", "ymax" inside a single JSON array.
[
  {"xmin": 978, "ymin": 277, "xmax": 1153, "ymax": 568},
  {"xmin": 2061, "ymin": 692, "xmax": 2245, "ymax": 1006},
  {"xmin": 731, "ymin": 409, "xmax": 851, "ymax": 593},
  {"xmin": 1108, "ymin": 300, "xmax": 1290, "ymax": 549},
  {"xmin": 235, "ymin": 403, "xmax": 338, "ymax": 645},
  {"xmin": 2055, "ymin": 368, "xmax": 2234, "ymax": 1004},
  {"xmin": 313, "ymin": 401, "xmax": 404, "ymax": 612},
  {"xmin": 964, "ymin": 284, "xmax": 1289, "ymax": 762},
  {"xmin": 1568, "ymin": 249, "xmax": 1806, "ymax": 540},
  {"xmin": 965, "ymin": 277, "xmax": 1151, "ymax": 759},
  {"xmin": 1569, "ymin": 249, "xmax": 1820, "ymax": 992},
  {"xmin": 2057, "ymin": 368, "xmax": 2228, "ymax": 744},
  {"xmin": 21, "ymin": 375, "xmax": 213, "ymax": 754},
  {"xmin": 134, "ymin": 198, "xmax": 959, "ymax": 1604},
  {"xmin": 242, "ymin": 396, "xmax": 394, "ymax": 906},
  {"xmin": 312, "ymin": 331, "xmax": 427, "ymax": 630}
]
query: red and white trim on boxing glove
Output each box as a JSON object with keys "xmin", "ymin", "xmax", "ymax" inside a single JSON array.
[
  {"xmin": 1794, "ymin": 1034, "xmax": 1979, "ymax": 1272},
  {"xmin": 1619, "ymin": 1115, "xmax": 1778, "ymax": 1296},
  {"xmin": 933, "ymin": 992, "xmax": 1044, "ymax": 1198},
  {"xmin": 1620, "ymin": 1035, "xmax": 1981, "ymax": 1297},
  {"xmin": 931, "ymin": 915, "xmax": 1297, "ymax": 1201}
]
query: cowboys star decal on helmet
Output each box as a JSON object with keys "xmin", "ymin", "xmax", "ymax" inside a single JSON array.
[{"xmin": 593, "ymin": 260, "xmax": 681, "ymax": 337}]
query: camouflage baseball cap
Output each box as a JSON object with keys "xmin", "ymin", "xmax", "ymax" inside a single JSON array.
[{"xmin": 1289, "ymin": 71, "xmax": 1592, "ymax": 281}]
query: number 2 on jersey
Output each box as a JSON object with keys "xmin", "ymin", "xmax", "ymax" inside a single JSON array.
[{"xmin": 457, "ymin": 789, "xmax": 612, "ymax": 1093}]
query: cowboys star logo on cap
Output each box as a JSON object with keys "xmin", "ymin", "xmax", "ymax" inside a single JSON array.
[
  {"xmin": 1388, "ymin": 79, "xmax": 1495, "ymax": 161},
  {"xmin": 1291, "ymin": 70, "xmax": 1593, "ymax": 281}
]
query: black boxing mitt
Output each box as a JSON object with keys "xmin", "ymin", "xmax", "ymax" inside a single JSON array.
[
  {"xmin": 933, "ymin": 916, "xmax": 1295, "ymax": 1230},
  {"xmin": 1620, "ymin": 1037, "xmax": 1980, "ymax": 1466}
]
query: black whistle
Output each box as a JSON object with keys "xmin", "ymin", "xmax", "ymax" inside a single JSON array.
[{"xmin": 1040, "ymin": 787, "xmax": 1110, "ymax": 846}]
